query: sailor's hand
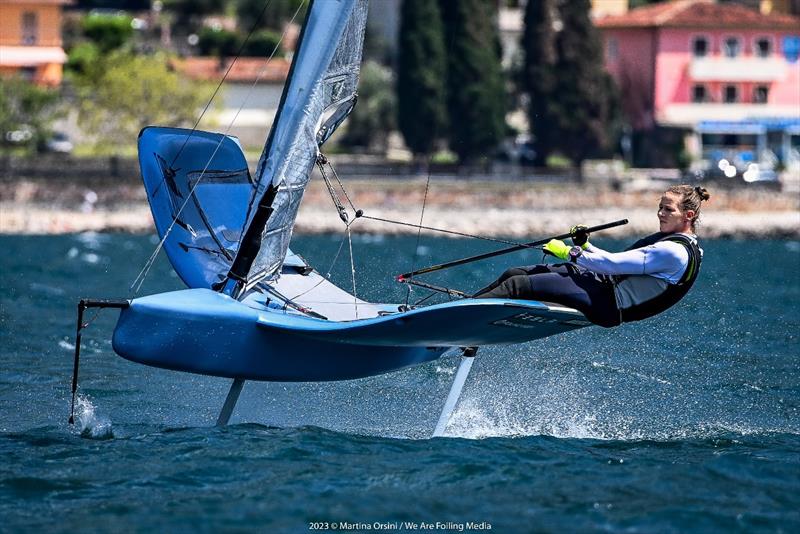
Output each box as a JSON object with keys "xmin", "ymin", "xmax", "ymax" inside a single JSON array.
[
  {"xmin": 543, "ymin": 239, "xmax": 571, "ymax": 260},
  {"xmin": 570, "ymin": 225, "xmax": 590, "ymax": 249}
]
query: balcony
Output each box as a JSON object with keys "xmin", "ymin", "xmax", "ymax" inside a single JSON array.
[
  {"xmin": 659, "ymin": 103, "xmax": 800, "ymax": 127},
  {"xmin": 690, "ymin": 57, "xmax": 787, "ymax": 82}
]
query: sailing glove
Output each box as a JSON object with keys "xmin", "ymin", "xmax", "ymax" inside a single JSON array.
[
  {"xmin": 570, "ymin": 225, "xmax": 591, "ymax": 249},
  {"xmin": 543, "ymin": 239, "xmax": 571, "ymax": 260}
]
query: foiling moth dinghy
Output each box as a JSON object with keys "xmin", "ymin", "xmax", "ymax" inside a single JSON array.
[{"xmin": 68, "ymin": 0, "xmax": 622, "ymax": 435}]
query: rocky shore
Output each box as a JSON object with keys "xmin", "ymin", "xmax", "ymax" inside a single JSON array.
[{"xmin": 2, "ymin": 177, "xmax": 798, "ymax": 238}]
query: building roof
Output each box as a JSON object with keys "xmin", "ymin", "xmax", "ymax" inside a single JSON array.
[
  {"xmin": 173, "ymin": 57, "xmax": 290, "ymax": 83},
  {"xmin": 595, "ymin": 0, "xmax": 800, "ymax": 29}
]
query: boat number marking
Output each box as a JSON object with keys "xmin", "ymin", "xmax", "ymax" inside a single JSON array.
[{"xmin": 492, "ymin": 312, "xmax": 591, "ymax": 328}]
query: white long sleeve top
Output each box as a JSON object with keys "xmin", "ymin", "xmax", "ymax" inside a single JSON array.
[{"xmin": 575, "ymin": 238, "xmax": 691, "ymax": 285}]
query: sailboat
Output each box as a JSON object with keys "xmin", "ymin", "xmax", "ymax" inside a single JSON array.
[{"xmin": 70, "ymin": 0, "xmax": 615, "ymax": 433}]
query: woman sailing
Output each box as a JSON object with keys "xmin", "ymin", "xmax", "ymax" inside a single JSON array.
[{"xmin": 474, "ymin": 185, "xmax": 710, "ymax": 327}]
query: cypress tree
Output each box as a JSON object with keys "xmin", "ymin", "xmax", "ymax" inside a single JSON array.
[
  {"xmin": 551, "ymin": 0, "xmax": 619, "ymax": 166},
  {"xmin": 396, "ymin": 0, "xmax": 448, "ymax": 158},
  {"xmin": 522, "ymin": 0, "xmax": 559, "ymax": 166},
  {"xmin": 439, "ymin": 0, "xmax": 506, "ymax": 164},
  {"xmin": 522, "ymin": 0, "xmax": 620, "ymax": 169}
]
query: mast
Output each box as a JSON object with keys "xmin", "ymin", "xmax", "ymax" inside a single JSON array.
[{"xmin": 222, "ymin": 0, "xmax": 369, "ymax": 297}]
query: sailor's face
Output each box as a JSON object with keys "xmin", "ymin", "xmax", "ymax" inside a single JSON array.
[{"xmin": 658, "ymin": 193, "xmax": 686, "ymax": 233}]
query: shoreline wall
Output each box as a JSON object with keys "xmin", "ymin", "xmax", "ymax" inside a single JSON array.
[{"xmin": 2, "ymin": 170, "xmax": 798, "ymax": 238}]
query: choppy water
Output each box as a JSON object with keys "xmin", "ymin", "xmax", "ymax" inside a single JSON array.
[{"xmin": 1, "ymin": 233, "xmax": 799, "ymax": 532}]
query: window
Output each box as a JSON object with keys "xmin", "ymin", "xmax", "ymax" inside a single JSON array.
[
  {"xmin": 21, "ymin": 12, "xmax": 38, "ymax": 45},
  {"xmin": 723, "ymin": 85, "xmax": 739, "ymax": 103},
  {"xmin": 19, "ymin": 67, "xmax": 37, "ymax": 81},
  {"xmin": 753, "ymin": 85, "xmax": 769, "ymax": 104},
  {"xmin": 723, "ymin": 37, "xmax": 741, "ymax": 58},
  {"xmin": 755, "ymin": 37, "xmax": 772, "ymax": 58},
  {"xmin": 692, "ymin": 85, "xmax": 708, "ymax": 103},
  {"xmin": 692, "ymin": 36, "xmax": 709, "ymax": 57},
  {"xmin": 607, "ymin": 38, "xmax": 619, "ymax": 61}
]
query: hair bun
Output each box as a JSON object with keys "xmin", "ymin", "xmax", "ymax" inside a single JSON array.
[{"xmin": 695, "ymin": 186, "xmax": 710, "ymax": 201}]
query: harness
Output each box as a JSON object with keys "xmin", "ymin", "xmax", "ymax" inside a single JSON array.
[{"xmin": 617, "ymin": 233, "xmax": 702, "ymax": 323}]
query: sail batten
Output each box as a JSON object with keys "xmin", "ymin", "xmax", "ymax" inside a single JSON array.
[{"xmin": 234, "ymin": 0, "xmax": 369, "ymax": 285}]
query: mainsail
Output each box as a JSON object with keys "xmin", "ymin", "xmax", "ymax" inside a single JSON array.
[{"xmin": 233, "ymin": 0, "xmax": 369, "ymax": 287}]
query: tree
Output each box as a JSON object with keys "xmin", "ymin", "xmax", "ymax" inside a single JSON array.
[
  {"xmin": 236, "ymin": 0, "xmax": 306, "ymax": 31},
  {"xmin": 72, "ymin": 52, "xmax": 212, "ymax": 151},
  {"xmin": 522, "ymin": 0, "xmax": 559, "ymax": 166},
  {"xmin": 396, "ymin": 0, "xmax": 448, "ymax": 158},
  {"xmin": 81, "ymin": 13, "xmax": 134, "ymax": 53},
  {"xmin": 522, "ymin": 0, "xmax": 620, "ymax": 168},
  {"xmin": 0, "ymin": 77, "xmax": 61, "ymax": 154},
  {"xmin": 551, "ymin": 0, "xmax": 619, "ymax": 166},
  {"xmin": 339, "ymin": 61, "xmax": 396, "ymax": 153},
  {"xmin": 439, "ymin": 0, "xmax": 506, "ymax": 163}
]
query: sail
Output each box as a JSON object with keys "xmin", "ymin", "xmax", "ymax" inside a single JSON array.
[
  {"xmin": 138, "ymin": 126, "xmax": 253, "ymax": 289},
  {"xmin": 239, "ymin": 0, "xmax": 369, "ymax": 284}
]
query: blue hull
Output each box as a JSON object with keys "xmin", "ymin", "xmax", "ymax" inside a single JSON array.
[{"xmin": 112, "ymin": 289, "xmax": 590, "ymax": 382}]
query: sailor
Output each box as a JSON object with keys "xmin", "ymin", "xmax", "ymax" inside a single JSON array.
[{"xmin": 473, "ymin": 185, "xmax": 710, "ymax": 327}]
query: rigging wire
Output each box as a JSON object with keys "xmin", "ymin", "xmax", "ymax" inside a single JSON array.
[
  {"xmin": 404, "ymin": 169, "xmax": 433, "ymax": 308},
  {"xmin": 129, "ymin": 1, "xmax": 306, "ymax": 296},
  {"xmin": 357, "ymin": 214, "xmax": 528, "ymax": 247}
]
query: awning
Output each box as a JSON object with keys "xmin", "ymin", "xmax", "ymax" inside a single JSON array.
[
  {"xmin": 0, "ymin": 46, "xmax": 67, "ymax": 66},
  {"xmin": 696, "ymin": 121, "xmax": 766, "ymax": 135}
]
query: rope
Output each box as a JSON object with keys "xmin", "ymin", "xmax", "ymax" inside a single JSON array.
[{"xmin": 130, "ymin": 1, "xmax": 305, "ymax": 296}]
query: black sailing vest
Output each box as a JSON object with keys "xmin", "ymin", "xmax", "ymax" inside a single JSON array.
[{"xmin": 616, "ymin": 232, "xmax": 702, "ymax": 323}]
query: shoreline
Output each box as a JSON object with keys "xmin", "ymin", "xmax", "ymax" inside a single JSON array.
[
  {"xmin": 2, "ymin": 203, "xmax": 798, "ymax": 238},
  {"xmin": 2, "ymin": 179, "xmax": 798, "ymax": 238}
]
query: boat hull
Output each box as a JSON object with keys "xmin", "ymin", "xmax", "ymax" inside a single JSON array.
[
  {"xmin": 112, "ymin": 289, "xmax": 590, "ymax": 382},
  {"xmin": 112, "ymin": 289, "xmax": 449, "ymax": 381}
]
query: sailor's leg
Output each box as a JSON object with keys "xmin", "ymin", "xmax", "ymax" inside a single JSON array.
[
  {"xmin": 473, "ymin": 272, "xmax": 533, "ymax": 299},
  {"xmin": 433, "ymin": 349, "xmax": 477, "ymax": 437},
  {"xmin": 472, "ymin": 267, "xmax": 534, "ymax": 297},
  {"xmin": 216, "ymin": 378, "xmax": 245, "ymax": 426}
]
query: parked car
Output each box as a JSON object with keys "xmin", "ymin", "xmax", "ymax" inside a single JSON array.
[{"xmin": 42, "ymin": 132, "xmax": 74, "ymax": 154}]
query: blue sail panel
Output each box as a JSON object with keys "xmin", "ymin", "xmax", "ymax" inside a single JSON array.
[{"xmin": 138, "ymin": 126, "xmax": 253, "ymax": 289}]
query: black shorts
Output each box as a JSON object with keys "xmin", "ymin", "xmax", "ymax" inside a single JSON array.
[{"xmin": 473, "ymin": 263, "xmax": 621, "ymax": 327}]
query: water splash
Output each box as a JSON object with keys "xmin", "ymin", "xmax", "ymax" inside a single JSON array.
[{"xmin": 73, "ymin": 395, "xmax": 114, "ymax": 440}]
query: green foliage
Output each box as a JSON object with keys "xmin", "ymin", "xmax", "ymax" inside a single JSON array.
[
  {"xmin": 396, "ymin": 0, "xmax": 448, "ymax": 157},
  {"xmin": 629, "ymin": 0, "xmax": 663, "ymax": 7},
  {"xmin": 65, "ymin": 42, "xmax": 102, "ymax": 78},
  {"xmin": 82, "ymin": 13, "xmax": 134, "ymax": 53},
  {"xmin": 522, "ymin": 0, "xmax": 558, "ymax": 166},
  {"xmin": 197, "ymin": 27, "xmax": 283, "ymax": 58},
  {"xmin": 523, "ymin": 0, "xmax": 620, "ymax": 168},
  {"xmin": 164, "ymin": 0, "xmax": 227, "ymax": 18},
  {"xmin": 72, "ymin": 53, "xmax": 212, "ymax": 152},
  {"xmin": 0, "ymin": 77, "xmax": 62, "ymax": 154},
  {"xmin": 198, "ymin": 27, "xmax": 242, "ymax": 57},
  {"xmin": 339, "ymin": 61, "xmax": 396, "ymax": 153},
  {"xmin": 242, "ymin": 29, "xmax": 283, "ymax": 57},
  {"xmin": 440, "ymin": 0, "xmax": 507, "ymax": 163},
  {"xmin": 236, "ymin": 0, "xmax": 306, "ymax": 31}
]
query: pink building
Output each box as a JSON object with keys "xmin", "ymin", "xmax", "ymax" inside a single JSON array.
[{"xmin": 597, "ymin": 0, "xmax": 800, "ymax": 169}]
